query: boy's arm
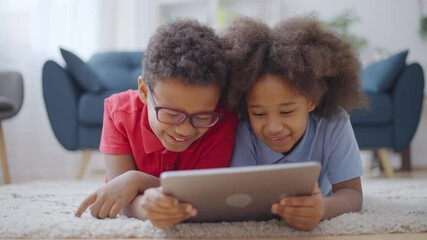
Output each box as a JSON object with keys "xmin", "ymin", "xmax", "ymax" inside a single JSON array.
[
  {"xmin": 75, "ymin": 154, "xmax": 159, "ymax": 218},
  {"xmin": 107, "ymin": 155, "xmax": 195, "ymax": 226},
  {"xmin": 123, "ymin": 187, "xmax": 196, "ymax": 227},
  {"xmin": 104, "ymin": 154, "xmax": 161, "ymax": 218},
  {"xmin": 104, "ymin": 154, "xmax": 159, "ymax": 192}
]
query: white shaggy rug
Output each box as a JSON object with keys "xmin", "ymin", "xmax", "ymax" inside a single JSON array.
[{"xmin": 0, "ymin": 178, "xmax": 426, "ymax": 238}]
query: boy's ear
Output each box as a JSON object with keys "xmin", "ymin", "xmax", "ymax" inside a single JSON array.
[{"xmin": 138, "ymin": 76, "xmax": 148, "ymax": 104}]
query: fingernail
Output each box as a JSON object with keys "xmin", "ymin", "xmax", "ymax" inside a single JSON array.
[
  {"xmin": 185, "ymin": 204, "xmax": 192, "ymax": 212},
  {"xmin": 185, "ymin": 205, "xmax": 197, "ymax": 216},
  {"xmin": 271, "ymin": 204, "xmax": 278, "ymax": 213}
]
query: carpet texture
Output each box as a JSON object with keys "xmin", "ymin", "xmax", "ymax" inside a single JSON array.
[{"xmin": 0, "ymin": 178, "xmax": 426, "ymax": 238}]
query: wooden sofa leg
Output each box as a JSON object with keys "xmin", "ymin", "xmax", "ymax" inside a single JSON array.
[
  {"xmin": 376, "ymin": 148, "xmax": 394, "ymax": 178},
  {"xmin": 76, "ymin": 149, "xmax": 91, "ymax": 180},
  {"xmin": 0, "ymin": 121, "xmax": 11, "ymax": 184},
  {"xmin": 400, "ymin": 147, "xmax": 411, "ymax": 171}
]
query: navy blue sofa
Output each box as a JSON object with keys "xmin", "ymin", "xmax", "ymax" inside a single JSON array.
[
  {"xmin": 42, "ymin": 49, "xmax": 143, "ymax": 178},
  {"xmin": 42, "ymin": 49, "xmax": 424, "ymax": 178},
  {"xmin": 350, "ymin": 50, "xmax": 424, "ymax": 173}
]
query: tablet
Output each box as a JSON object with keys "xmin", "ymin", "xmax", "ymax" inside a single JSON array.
[{"xmin": 160, "ymin": 161, "xmax": 321, "ymax": 223}]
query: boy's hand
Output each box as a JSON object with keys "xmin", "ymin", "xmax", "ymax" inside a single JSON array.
[
  {"xmin": 139, "ymin": 187, "xmax": 197, "ymax": 228},
  {"xmin": 75, "ymin": 171, "xmax": 139, "ymax": 218},
  {"xmin": 271, "ymin": 183, "xmax": 324, "ymax": 231}
]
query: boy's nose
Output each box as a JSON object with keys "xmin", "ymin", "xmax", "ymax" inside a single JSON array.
[{"xmin": 175, "ymin": 119, "xmax": 195, "ymax": 136}]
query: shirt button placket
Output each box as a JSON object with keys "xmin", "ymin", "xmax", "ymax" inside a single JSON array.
[{"xmin": 162, "ymin": 151, "xmax": 177, "ymax": 172}]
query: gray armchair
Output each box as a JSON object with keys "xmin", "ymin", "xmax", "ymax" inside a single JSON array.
[{"xmin": 0, "ymin": 71, "xmax": 24, "ymax": 184}]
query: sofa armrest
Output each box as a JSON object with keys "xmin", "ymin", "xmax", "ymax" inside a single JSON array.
[
  {"xmin": 392, "ymin": 63, "xmax": 425, "ymax": 151},
  {"xmin": 42, "ymin": 60, "xmax": 81, "ymax": 151}
]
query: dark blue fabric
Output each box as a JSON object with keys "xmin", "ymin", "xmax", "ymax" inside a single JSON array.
[
  {"xmin": 351, "ymin": 125, "xmax": 393, "ymax": 149},
  {"xmin": 88, "ymin": 52, "xmax": 143, "ymax": 91},
  {"xmin": 361, "ymin": 50, "xmax": 408, "ymax": 93},
  {"xmin": 42, "ymin": 60, "xmax": 80, "ymax": 150},
  {"xmin": 79, "ymin": 126, "xmax": 103, "ymax": 149},
  {"xmin": 60, "ymin": 48, "xmax": 105, "ymax": 92},
  {"xmin": 351, "ymin": 61, "xmax": 424, "ymax": 152},
  {"xmin": 349, "ymin": 93, "xmax": 392, "ymax": 125},
  {"xmin": 43, "ymin": 51, "xmax": 144, "ymax": 151},
  {"xmin": 392, "ymin": 63, "xmax": 425, "ymax": 151},
  {"xmin": 78, "ymin": 91, "xmax": 118, "ymax": 126}
]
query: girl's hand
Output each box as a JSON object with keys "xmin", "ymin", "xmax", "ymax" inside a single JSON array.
[
  {"xmin": 75, "ymin": 171, "xmax": 140, "ymax": 218},
  {"xmin": 138, "ymin": 187, "xmax": 197, "ymax": 228},
  {"xmin": 271, "ymin": 183, "xmax": 324, "ymax": 230}
]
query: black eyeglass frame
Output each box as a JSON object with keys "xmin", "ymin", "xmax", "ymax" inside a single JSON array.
[{"xmin": 146, "ymin": 85, "xmax": 223, "ymax": 128}]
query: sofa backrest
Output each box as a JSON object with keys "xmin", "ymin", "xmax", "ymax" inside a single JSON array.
[
  {"xmin": 88, "ymin": 51, "xmax": 144, "ymax": 91},
  {"xmin": 360, "ymin": 50, "xmax": 408, "ymax": 93}
]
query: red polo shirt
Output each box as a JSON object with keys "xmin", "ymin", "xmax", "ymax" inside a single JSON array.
[{"xmin": 100, "ymin": 90, "xmax": 238, "ymax": 177}]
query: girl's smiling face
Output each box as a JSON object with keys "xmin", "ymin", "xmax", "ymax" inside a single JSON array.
[{"xmin": 246, "ymin": 74, "xmax": 316, "ymax": 153}]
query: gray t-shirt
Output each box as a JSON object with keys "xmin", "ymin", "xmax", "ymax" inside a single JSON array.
[{"xmin": 231, "ymin": 110, "xmax": 363, "ymax": 196}]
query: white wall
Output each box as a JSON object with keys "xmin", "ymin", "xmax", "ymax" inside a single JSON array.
[{"xmin": 281, "ymin": 0, "xmax": 427, "ymax": 75}]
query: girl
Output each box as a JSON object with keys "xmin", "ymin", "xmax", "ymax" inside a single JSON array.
[{"xmin": 223, "ymin": 15, "xmax": 368, "ymax": 230}]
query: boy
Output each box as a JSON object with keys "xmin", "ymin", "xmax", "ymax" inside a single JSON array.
[{"xmin": 75, "ymin": 19, "xmax": 238, "ymax": 228}]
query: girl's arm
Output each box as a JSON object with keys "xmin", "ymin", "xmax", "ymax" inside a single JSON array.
[
  {"xmin": 323, "ymin": 177, "xmax": 363, "ymax": 219},
  {"xmin": 273, "ymin": 177, "xmax": 362, "ymax": 230}
]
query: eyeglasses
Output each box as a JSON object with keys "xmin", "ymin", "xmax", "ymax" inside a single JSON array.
[{"xmin": 146, "ymin": 85, "xmax": 223, "ymax": 128}]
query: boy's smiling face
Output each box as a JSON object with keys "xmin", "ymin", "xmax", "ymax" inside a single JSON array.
[
  {"xmin": 139, "ymin": 77, "xmax": 221, "ymax": 152},
  {"xmin": 246, "ymin": 74, "xmax": 316, "ymax": 154}
]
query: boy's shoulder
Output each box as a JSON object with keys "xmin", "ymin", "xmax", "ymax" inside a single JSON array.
[{"xmin": 104, "ymin": 89, "xmax": 144, "ymax": 114}]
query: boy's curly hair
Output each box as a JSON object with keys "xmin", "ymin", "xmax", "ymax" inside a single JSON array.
[
  {"xmin": 223, "ymin": 15, "xmax": 368, "ymax": 119},
  {"xmin": 142, "ymin": 19, "xmax": 227, "ymax": 90}
]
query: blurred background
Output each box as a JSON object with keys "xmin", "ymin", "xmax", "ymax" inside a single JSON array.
[{"xmin": 1, "ymin": 0, "xmax": 426, "ymax": 182}]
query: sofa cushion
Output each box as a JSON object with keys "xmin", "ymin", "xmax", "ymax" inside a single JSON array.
[
  {"xmin": 78, "ymin": 91, "xmax": 118, "ymax": 126},
  {"xmin": 88, "ymin": 52, "xmax": 143, "ymax": 91},
  {"xmin": 60, "ymin": 48, "xmax": 105, "ymax": 92},
  {"xmin": 350, "ymin": 92, "xmax": 393, "ymax": 125},
  {"xmin": 361, "ymin": 50, "xmax": 408, "ymax": 93}
]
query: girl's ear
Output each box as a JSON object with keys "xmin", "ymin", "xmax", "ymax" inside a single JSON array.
[
  {"xmin": 138, "ymin": 76, "xmax": 148, "ymax": 104},
  {"xmin": 308, "ymin": 100, "xmax": 317, "ymax": 112}
]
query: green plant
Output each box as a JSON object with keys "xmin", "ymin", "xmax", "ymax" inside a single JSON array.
[
  {"xmin": 324, "ymin": 9, "xmax": 368, "ymax": 51},
  {"xmin": 419, "ymin": 16, "xmax": 427, "ymax": 40}
]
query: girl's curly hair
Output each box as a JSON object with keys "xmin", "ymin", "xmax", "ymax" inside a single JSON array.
[
  {"xmin": 223, "ymin": 15, "xmax": 368, "ymax": 119},
  {"xmin": 142, "ymin": 19, "xmax": 227, "ymax": 90}
]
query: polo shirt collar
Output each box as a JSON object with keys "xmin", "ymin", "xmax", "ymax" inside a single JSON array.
[{"xmin": 256, "ymin": 117, "xmax": 312, "ymax": 165}]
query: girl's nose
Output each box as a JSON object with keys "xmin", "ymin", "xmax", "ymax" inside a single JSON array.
[{"xmin": 265, "ymin": 118, "xmax": 283, "ymax": 135}]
